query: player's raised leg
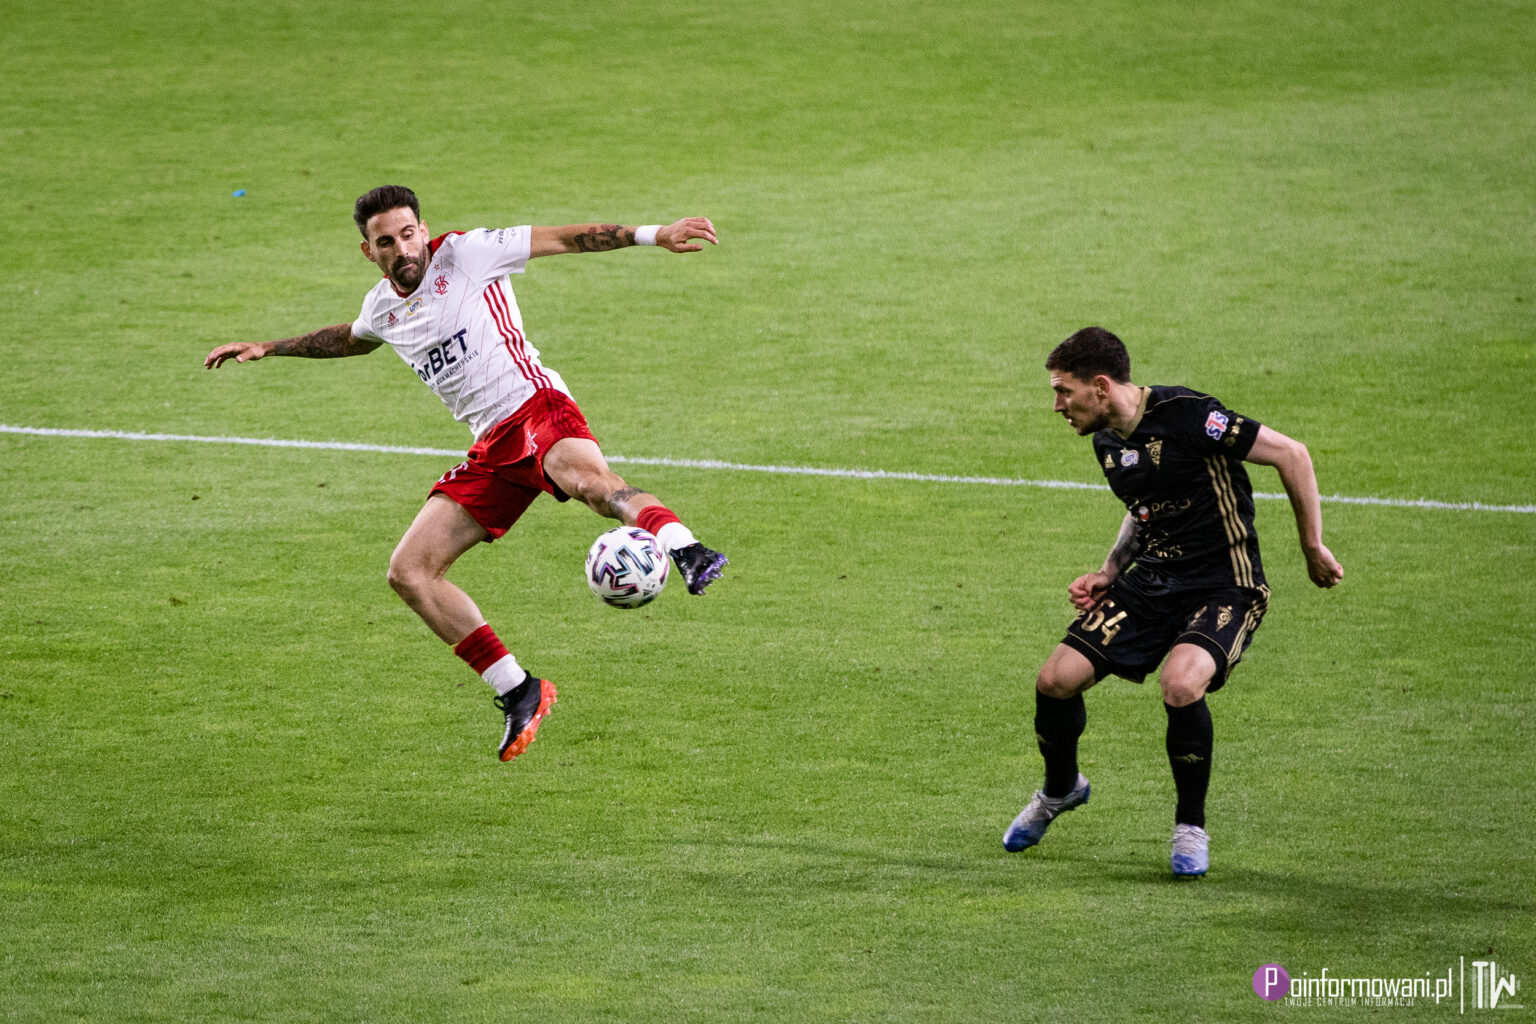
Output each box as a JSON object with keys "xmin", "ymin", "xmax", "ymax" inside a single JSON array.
[
  {"xmin": 542, "ymin": 436, "xmax": 728, "ymax": 594},
  {"xmin": 1159, "ymin": 643, "xmax": 1218, "ymax": 876},
  {"xmin": 1004, "ymin": 644, "xmax": 1098, "ymax": 852},
  {"xmin": 386, "ymin": 495, "xmax": 555, "ymax": 761}
]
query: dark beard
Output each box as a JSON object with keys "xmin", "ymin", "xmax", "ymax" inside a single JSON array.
[{"xmin": 389, "ymin": 251, "xmax": 428, "ymax": 292}]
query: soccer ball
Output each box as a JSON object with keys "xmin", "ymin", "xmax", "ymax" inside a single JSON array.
[{"xmin": 585, "ymin": 526, "xmax": 670, "ymax": 608}]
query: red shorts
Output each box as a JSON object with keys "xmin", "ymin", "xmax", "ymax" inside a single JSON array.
[{"xmin": 430, "ymin": 389, "xmax": 599, "ymax": 540}]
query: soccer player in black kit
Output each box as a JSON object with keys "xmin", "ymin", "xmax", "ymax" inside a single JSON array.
[{"xmin": 1004, "ymin": 327, "xmax": 1343, "ymax": 875}]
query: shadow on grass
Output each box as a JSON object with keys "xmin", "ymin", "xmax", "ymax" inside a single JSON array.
[{"xmin": 663, "ymin": 831, "xmax": 1534, "ymax": 930}]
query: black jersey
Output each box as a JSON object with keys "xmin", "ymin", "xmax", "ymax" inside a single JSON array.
[{"xmin": 1092, "ymin": 385, "xmax": 1265, "ymax": 589}]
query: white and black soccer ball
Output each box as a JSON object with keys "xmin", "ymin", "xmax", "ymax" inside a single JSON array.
[{"xmin": 585, "ymin": 526, "xmax": 670, "ymax": 608}]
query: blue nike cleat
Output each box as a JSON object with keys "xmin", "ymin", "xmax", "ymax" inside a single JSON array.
[
  {"xmin": 1170, "ymin": 823, "xmax": 1210, "ymax": 876},
  {"xmin": 1003, "ymin": 773, "xmax": 1091, "ymax": 852}
]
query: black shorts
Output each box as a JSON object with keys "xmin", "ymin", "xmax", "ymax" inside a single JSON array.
[{"xmin": 1061, "ymin": 570, "xmax": 1270, "ymax": 691}]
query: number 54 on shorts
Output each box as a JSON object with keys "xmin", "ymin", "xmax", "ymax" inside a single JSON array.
[{"xmin": 1078, "ymin": 600, "xmax": 1128, "ymax": 647}]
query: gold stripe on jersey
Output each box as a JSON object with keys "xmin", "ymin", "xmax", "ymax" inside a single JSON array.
[
  {"xmin": 1205, "ymin": 456, "xmax": 1255, "ymax": 589},
  {"xmin": 1202, "ymin": 456, "xmax": 1240, "ymax": 565},
  {"xmin": 1218, "ymin": 459, "xmax": 1256, "ymax": 589},
  {"xmin": 1214, "ymin": 457, "xmax": 1250, "ymax": 584},
  {"xmin": 1227, "ymin": 584, "xmax": 1270, "ymax": 664}
]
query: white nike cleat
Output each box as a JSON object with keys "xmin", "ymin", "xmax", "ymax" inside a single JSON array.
[
  {"xmin": 1170, "ymin": 823, "xmax": 1210, "ymax": 876},
  {"xmin": 1003, "ymin": 773, "xmax": 1091, "ymax": 852}
]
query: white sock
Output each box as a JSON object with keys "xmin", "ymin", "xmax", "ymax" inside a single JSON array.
[
  {"xmin": 655, "ymin": 521, "xmax": 697, "ymax": 553},
  {"xmin": 483, "ymin": 654, "xmax": 528, "ymax": 695}
]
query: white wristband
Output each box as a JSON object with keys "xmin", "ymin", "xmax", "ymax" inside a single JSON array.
[{"xmin": 635, "ymin": 224, "xmax": 660, "ymax": 247}]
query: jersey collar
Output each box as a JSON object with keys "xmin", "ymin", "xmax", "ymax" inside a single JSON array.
[{"xmin": 1111, "ymin": 387, "xmax": 1151, "ymax": 439}]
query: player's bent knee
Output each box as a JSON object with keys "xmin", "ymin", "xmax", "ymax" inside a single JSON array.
[
  {"xmin": 1036, "ymin": 645, "xmax": 1096, "ymax": 699},
  {"xmin": 1159, "ymin": 675, "xmax": 1210, "ymax": 707},
  {"xmin": 385, "ymin": 559, "xmax": 415, "ymax": 598},
  {"xmin": 1160, "ymin": 645, "xmax": 1218, "ymax": 706},
  {"xmin": 577, "ymin": 471, "xmax": 621, "ymax": 505},
  {"xmin": 574, "ymin": 470, "xmax": 631, "ymax": 512},
  {"xmin": 1036, "ymin": 666, "xmax": 1078, "ymax": 700},
  {"xmin": 545, "ymin": 437, "xmax": 613, "ymax": 500},
  {"xmin": 386, "ymin": 554, "xmax": 434, "ymax": 601}
]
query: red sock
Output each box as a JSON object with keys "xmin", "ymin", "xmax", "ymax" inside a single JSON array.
[
  {"xmin": 635, "ymin": 504, "xmax": 680, "ymax": 536},
  {"xmin": 453, "ymin": 624, "xmax": 509, "ymax": 674}
]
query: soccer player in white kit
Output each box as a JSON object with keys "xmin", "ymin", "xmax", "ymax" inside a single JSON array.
[{"xmin": 205, "ymin": 186, "xmax": 728, "ymax": 763}]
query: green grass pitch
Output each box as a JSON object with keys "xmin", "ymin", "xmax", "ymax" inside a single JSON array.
[{"xmin": 2, "ymin": 1, "xmax": 1533, "ymax": 1020}]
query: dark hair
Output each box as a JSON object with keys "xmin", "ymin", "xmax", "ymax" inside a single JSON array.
[
  {"xmin": 1045, "ymin": 326, "xmax": 1130, "ymax": 383},
  {"xmin": 353, "ymin": 185, "xmax": 420, "ymax": 237}
]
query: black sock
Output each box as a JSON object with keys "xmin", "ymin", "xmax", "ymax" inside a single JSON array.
[
  {"xmin": 1165, "ymin": 698, "xmax": 1213, "ymax": 828},
  {"xmin": 1035, "ymin": 691, "xmax": 1086, "ymax": 798}
]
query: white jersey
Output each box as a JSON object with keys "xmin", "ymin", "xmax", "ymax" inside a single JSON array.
[{"xmin": 351, "ymin": 227, "xmax": 570, "ymax": 439}]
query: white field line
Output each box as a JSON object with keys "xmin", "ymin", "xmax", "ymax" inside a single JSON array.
[{"xmin": 2, "ymin": 423, "xmax": 1532, "ymax": 515}]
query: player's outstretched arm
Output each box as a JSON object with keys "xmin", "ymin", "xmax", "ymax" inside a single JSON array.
[
  {"xmin": 529, "ymin": 217, "xmax": 718, "ymax": 259},
  {"xmin": 204, "ymin": 324, "xmax": 381, "ymax": 369},
  {"xmin": 1069, "ymin": 512, "xmax": 1139, "ymax": 611},
  {"xmin": 1245, "ymin": 425, "xmax": 1344, "ymax": 588}
]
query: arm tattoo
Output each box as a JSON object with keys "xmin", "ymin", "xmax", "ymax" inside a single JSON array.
[
  {"xmin": 269, "ymin": 323, "xmax": 380, "ymax": 358},
  {"xmin": 1106, "ymin": 514, "xmax": 1143, "ymax": 573},
  {"xmin": 571, "ymin": 224, "xmax": 635, "ymax": 253}
]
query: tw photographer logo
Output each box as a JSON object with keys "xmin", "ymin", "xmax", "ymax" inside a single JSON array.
[
  {"xmin": 1468, "ymin": 961, "xmax": 1523, "ymax": 1013},
  {"xmin": 1250, "ymin": 958, "xmax": 1522, "ymax": 1012}
]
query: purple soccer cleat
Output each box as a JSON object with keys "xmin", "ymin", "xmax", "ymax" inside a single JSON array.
[{"xmin": 670, "ymin": 542, "xmax": 728, "ymax": 595}]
